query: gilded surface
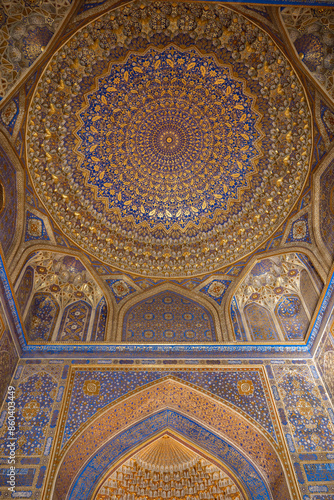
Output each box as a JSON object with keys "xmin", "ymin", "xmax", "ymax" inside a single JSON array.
[
  {"xmin": 69, "ymin": 411, "xmax": 272, "ymax": 500},
  {"xmin": 47, "ymin": 369, "xmax": 297, "ymax": 500},
  {"xmin": 26, "ymin": 1, "xmax": 312, "ymax": 277}
]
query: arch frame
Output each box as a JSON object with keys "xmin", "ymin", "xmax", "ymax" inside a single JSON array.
[
  {"xmin": 69, "ymin": 411, "xmax": 267, "ymax": 500},
  {"xmin": 224, "ymin": 247, "xmax": 326, "ymax": 343},
  {"xmin": 313, "ymin": 141, "xmax": 334, "ymax": 268},
  {"xmin": 43, "ymin": 367, "xmax": 300, "ymax": 500},
  {"xmin": 0, "ymin": 130, "xmax": 25, "ymax": 266},
  {"xmin": 115, "ymin": 282, "xmax": 224, "ymax": 342},
  {"xmin": 91, "ymin": 428, "xmax": 249, "ymax": 500},
  {"xmin": 11, "ymin": 244, "xmax": 114, "ymax": 344}
]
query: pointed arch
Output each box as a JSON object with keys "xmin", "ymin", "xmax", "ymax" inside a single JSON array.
[
  {"xmin": 0, "ymin": 131, "xmax": 25, "ymax": 265},
  {"xmin": 275, "ymin": 294, "xmax": 309, "ymax": 341},
  {"xmin": 244, "ymin": 302, "xmax": 279, "ymax": 341},
  {"xmin": 46, "ymin": 378, "xmax": 298, "ymax": 500},
  {"xmin": 67, "ymin": 411, "xmax": 272, "ymax": 500},
  {"xmin": 115, "ymin": 283, "xmax": 223, "ymax": 342},
  {"xmin": 225, "ymin": 249, "xmax": 325, "ymax": 342},
  {"xmin": 12, "ymin": 245, "xmax": 114, "ymax": 342},
  {"xmin": 91, "ymin": 297, "xmax": 108, "ymax": 342},
  {"xmin": 57, "ymin": 300, "xmax": 92, "ymax": 342},
  {"xmin": 16, "ymin": 265, "xmax": 34, "ymax": 316}
]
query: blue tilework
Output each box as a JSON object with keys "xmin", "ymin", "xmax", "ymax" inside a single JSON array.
[
  {"xmin": 294, "ymin": 462, "xmax": 304, "ymax": 484},
  {"xmin": 62, "ymin": 369, "xmax": 275, "ymax": 447},
  {"xmin": 91, "ymin": 298, "xmax": 107, "ymax": 341},
  {"xmin": 199, "ymin": 280, "xmax": 232, "ymax": 305},
  {"xmin": 309, "ymin": 494, "xmax": 332, "ymax": 499},
  {"xmin": 1, "ymin": 239, "xmax": 334, "ymax": 357},
  {"xmin": 0, "ymin": 95, "xmax": 19, "ymax": 135},
  {"xmin": 286, "ymin": 213, "xmax": 311, "ymax": 244},
  {"xmin": 304, "ymin": 463, "xmax": 334, "ymax": 482},
  {"xmin": 25, "ymin": 293, "xmax": 59, "ymax": 341},
  {"xmin": 279, "ymin": 372, "xmax": 334, "ymax": 452},
  {"xmin": 321, "ymin": 102, "xmax": 334, "ymax": 142},
  {"xmin": 24, "ymin": 211, "xmax": 50, "ymax": 242},
  {"xmin": 0, "ymin": 469, "xmax": 35, "ymax": 487},
  {"xmin": 122, "ymin": 291, "xmax": 216, "ymax": 342},
  {"xmin": 320, "ymin": 158, "xmax": 334, "ymax": 259},
  {"xmin": 105, "ymin": 279, "xmax": 136, "ymax": 304},
  {"xmin": 68, "ymin": 410, "xmax": 271, "ymax": 500},
  {"xmin": 36, "ymin": 466, "xmax": 46, "ymax": 489},
  {"xmin": 286, "ymin": 434, "xmax": 296, "ymax": 453},
  {"xmin": 0, "ymin": 372, "xmax": 56, "ymax": 457},
  {"xmin": 276, "ymin": 295, "xmax": 308, "ymax": 340},
  {"xmin": 0, "ymin": 145, "xmax": 17, "ymax": 257}
]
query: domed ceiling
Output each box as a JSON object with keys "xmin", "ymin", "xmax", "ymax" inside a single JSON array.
[{"xmin": 27, "ymin": 0, "xmax": 312, "ymax": 277}]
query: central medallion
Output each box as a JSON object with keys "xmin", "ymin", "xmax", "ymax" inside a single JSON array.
[
  {"xmin": 127, "ymin": 99, "xmax": 212, "ymax": 175},
  {"xmin": 75, "ymin": 46, "xmax": 262, "ymax": 229}
]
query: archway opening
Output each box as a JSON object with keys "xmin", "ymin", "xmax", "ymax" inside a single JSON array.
[{"xmin": 95, "ymin": 433, "xmax": 246, "ymax": 500}]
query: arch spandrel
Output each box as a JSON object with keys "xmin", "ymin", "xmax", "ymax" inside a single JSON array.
[{"xmin": 46, "ymin": 378, "xmax": 298, "ymax": 500}]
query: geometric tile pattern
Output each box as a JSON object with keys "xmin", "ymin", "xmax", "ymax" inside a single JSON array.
[
  {"xmin": 0, "ymin": 145, "xmax": 16, "ymax": 256},
  {"xmin": 275, "ymin": 367, "xmax": 334, "ymax": 453},
  {"xmin": 286, "ymin": 213, "xmax": 312, "ymax": 244},
  {"xmin": 0, "ymin": 371, "xmax": 56, "ymax": 456},
  {"xmin": 24, "ymin": 211, "xmax": 50, "ymax": 242},
  {"xmin": 122, "ymin": 291, "xmax": 216, "ymax": 342},
  {"xmin": 27, "ymin": 1, "xmax": 311, "ymax": 277},
  {"xmin": 199, "ymin": 280, "xmax": 232, "ymax": 305},
  {"xmin": 61, "ymin": 368, "xmax": 276, "ymax": 448},
  {"xmin": 105, "ymin": 279, "xmax": 135, "ymax": 304}
]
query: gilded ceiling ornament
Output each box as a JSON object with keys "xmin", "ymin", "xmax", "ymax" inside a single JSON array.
[
  {"xmin": 27, "ymin": 1, "xmax": 312, "ymax": 277},
  {"xmin": 96, "ymin": 436, "xmax": 242, "ymax": 500}
]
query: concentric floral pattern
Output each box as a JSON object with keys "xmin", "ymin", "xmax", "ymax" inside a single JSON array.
[
  {"xmin": 27, "ymin": 1, "xmax": 312, "ymax": 277},
  {"xmin": 75, "ymin": 46, "xmax": 262, "ymax": 230}
]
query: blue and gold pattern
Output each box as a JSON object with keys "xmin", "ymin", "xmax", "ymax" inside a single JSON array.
[
  {"xmin": 16, "ymin": 266, "xmax": 34, "ymax": 315},
  {"xmin": 91, "ymin": 297, "xmax": 107, "ymax": 341},
  {"xmin": 122, "ymin": 291, "xmax": 216, "ymax": 342},
  {"xmin": 76, "ymin": 46, "xmax": 262, "ymax": 232},
  {"xmin": 61, "ymin": 368, "xmax": 275, "ymax": 447},
  {"xmin": 52, "ymin": 375, "xmax": 292, "ymax": 500},
  {"xmin": 320, "ymin": 159, "xmax": 334, "ymax": 258},
  {"xmin": 286, "ymin": 213, "xmax": 312, "ymax": 244},
  {"xmin": 275, "ymin": 368, "xmax": 334, "ymax": 453},
  {"xmin": 276, "ymin": 295, "xmax": 309, "ymax": 340},
  {"xmin": 294, "ymin": 34, "xmax": 324, "ymax": 73},
  {"xmin": 0, "ymin": 145, "xmax": 17, "ymax": 257},
  {"xmin": 106, "ymin": 279, "xmax": 135, "ymax": 303},
  {"xmin": 57, "ymin": 300, "xmax": 92, "ymax": 342},
  {"xmin": 231, "ymin": 253, "xmax": 322, "ymax": 342},
  {"xmin": 25, "ymin": 292, "xmax": 59, "ymax": 341},
  {"xmin": 68, "ymin": 411, "xmax": 272, "ymax": 500},
  {"xmin": 27, "ymin": 1, "xmax": 312, "ymax": 277},
  {"xmin": 200, "ymin": 279, "xmax": 231, "ymax": 305},
  {"xmin": 0, "ymin": 372, "xmax": 57, "ymax": 457},
  {"xmin": 25, "ymin": 211, "xmax": 50, "ymax": 242}
]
